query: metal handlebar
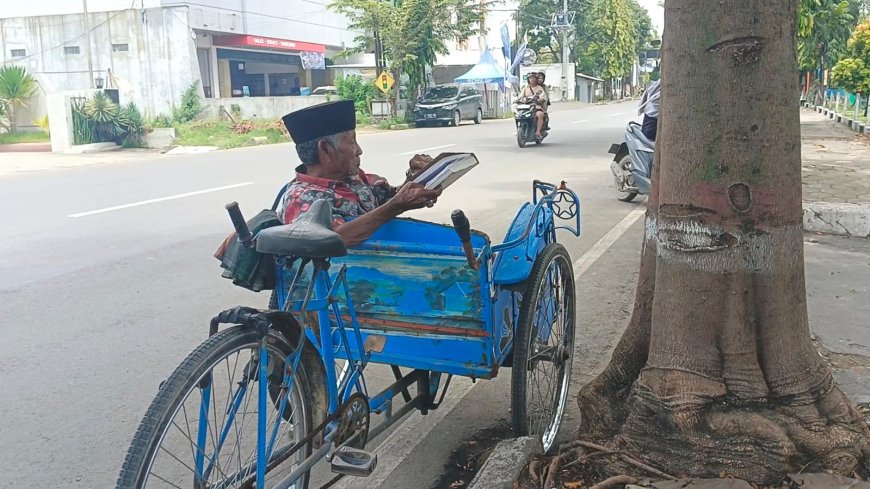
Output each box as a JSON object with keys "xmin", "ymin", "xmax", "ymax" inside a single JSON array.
[
  {"xmin": 451, "ymin": 209, "xmax": 479, "ymax": 269},
  {"xmin": 225, "ymin": 202, "xmax": 253, "ymax": 246}
]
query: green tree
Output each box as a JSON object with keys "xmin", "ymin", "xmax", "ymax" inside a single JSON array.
[
  {"xmin": 798, "ymin": 0, "xmax": 857, "ymax": 102},
  {"xmin": 330, "ymin": 0, "xmax": 486, "ymax": 106},
  {"xmin": 588, "ymin": 0, "xmax": 637, "ymax": 95},
  {"xmin": 831, "ymin": 19, "xmax": 870, "ymax": 93},
  {"xmin": 0, "ymin": 66, "xmax": 39, "ymax": 133}
]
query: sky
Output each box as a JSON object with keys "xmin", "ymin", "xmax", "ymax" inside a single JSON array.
[{"xmin": 637, "ymin": 0, "xmax": 664, "ymax": 36}]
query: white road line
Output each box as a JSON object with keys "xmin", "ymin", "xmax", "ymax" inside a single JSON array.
[
  {"xmin": 67, "ymin": 182, "xmax": 255, "ymax": 218},
  {"xmin": 573, "ymin": 207, "xmax": 646, "ymax": 277},
  {"xmin": 336, "ymin": 209, "xmax": 646, "ymax": 489},
  {"xmin": 398, "ymin": 144, "xmax": 456, "ymax": 156},
  {"xmin": 609, "ymin": 112, "xmax": 624, "ymax": 117},
  {"xmin": 572, "ymin": 119, "xmax": 590, "ymax": 124}
]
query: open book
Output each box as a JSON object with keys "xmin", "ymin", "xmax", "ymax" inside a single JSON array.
[{"xmin": 410, "ymin": 152, "xmax": 479, "ymax": 190}]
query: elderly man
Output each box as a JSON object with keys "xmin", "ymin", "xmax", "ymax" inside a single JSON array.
[{"xmin": 280, "ymin": 100, "xmax": 442, "ymax": 246}]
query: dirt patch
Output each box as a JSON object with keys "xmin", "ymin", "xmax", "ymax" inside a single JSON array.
[{"xmin": 429, "ymin": 420, "xmax": 513, "ymax": 489}]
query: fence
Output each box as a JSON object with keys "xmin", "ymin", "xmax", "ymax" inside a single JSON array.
[{"xmin": 824, "ymin": 89, "xmax": 869, "ymax": 125}]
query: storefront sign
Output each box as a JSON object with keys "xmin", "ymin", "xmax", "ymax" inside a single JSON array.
[{"xmin": 214, "ymin": 35, "xmax": 326, "ymax": 54}]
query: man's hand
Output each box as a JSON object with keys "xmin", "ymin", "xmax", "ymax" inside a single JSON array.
[
  {"xmin": 406, "ymin": 154, "xmax": 433, "ymax": 180},
  {"xmin": 388, "ymin": 182, "xmax": 442, "ymax": 213}
]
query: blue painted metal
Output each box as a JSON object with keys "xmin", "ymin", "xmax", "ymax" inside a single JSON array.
[
  {"xmin": 195, "ymin": 381, "xmax": 211, "ymax": 484},
  {"xmin": 257, "ymin": 342, "xmax": 268, "ymax": 487},
  {"xmin": 204, "ymin": 383, "xmax": 249, "ymax": 479}
]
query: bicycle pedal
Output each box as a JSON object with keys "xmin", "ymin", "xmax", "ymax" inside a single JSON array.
[{"xmin": 330, "ymin": 446, "xmax": 378, "ymax": 477}]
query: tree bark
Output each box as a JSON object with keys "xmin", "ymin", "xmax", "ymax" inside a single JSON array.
[{"xmin": 577, "ymin": 0, "xmax": 870, "ymax": 483}]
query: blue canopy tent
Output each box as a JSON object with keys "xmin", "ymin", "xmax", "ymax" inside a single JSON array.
[
  {"xmin": 454, "ymin": 49, "xmax": 517, "ymax": 118},
  {"xmin": 454, "ymin": 49, "xmax": 516, "ymax": 88}
]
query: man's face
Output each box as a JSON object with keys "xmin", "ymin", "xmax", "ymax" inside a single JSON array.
[{"xmin": 321, "ymin": 130, "xmax": 362, "ymax": 178}]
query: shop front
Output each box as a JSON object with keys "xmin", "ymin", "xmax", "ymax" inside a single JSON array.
[{"xmin": 210, "ymin": 35, "xmax": 328, "ymax": 98}]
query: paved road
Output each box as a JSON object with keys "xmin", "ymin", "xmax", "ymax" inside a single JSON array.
[{"xmin": 0, "ymin": 101, "xmax": 645, "ymax": 488}]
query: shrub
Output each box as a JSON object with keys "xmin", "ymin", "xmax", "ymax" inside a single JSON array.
[
  {"xmin": 336, "ymin": 75, "xmax": 378, "ymax": 115},
  {"xmin": 172, "ymin": 81, "xmax": 204, "ymax": 123}
]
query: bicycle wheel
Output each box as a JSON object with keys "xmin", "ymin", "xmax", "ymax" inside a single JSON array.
[
  {"xmin": 511, "ymin": 243, "xmax": 575, "ymax": 454},
  {"xmin": 117, "ymin": 325, "xmax": 325, "ymax": 489}
]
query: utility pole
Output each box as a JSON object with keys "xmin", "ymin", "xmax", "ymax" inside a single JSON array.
[
  {"xmin": 83, "ymin": 0, "xmax": 95, "ymax": 88},
  {"xmin": 560, "ymin": 0, "xmax": 569, "ymax": 101}
]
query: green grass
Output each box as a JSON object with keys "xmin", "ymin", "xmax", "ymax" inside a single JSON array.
[
  {"xmin": 173, "ymin": 119, "xmax": 289, "ymax": 149},
  {"xmin": 0, "ymin": 131, "xmax": 50, "ymax": 145}
]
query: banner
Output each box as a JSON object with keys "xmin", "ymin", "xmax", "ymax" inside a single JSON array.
[
  {"xmin": 300, "ymin": 51, "xmax": 326, "ymax": 70},
  {"xmin": 500, "ymin": 23, "xmax": 511, "ymax": 62}
]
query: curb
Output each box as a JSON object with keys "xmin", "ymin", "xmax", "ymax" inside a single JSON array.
[
  {"xmin": 803, "ymin": 102, "xmax": 867, "ymax": 135},
  {"xmin": 467, "ymin": 436, "xmax": 542, "ymax": 489},
  {"xmin": 803, "ymin": 202, "xmax": 870, "ymax": 238}
]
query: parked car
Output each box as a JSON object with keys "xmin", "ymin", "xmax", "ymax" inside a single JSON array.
[
  {"xmin": 312, "ymin": 86, "xmax": 337, "ymax": 96},
  {"xmin": 414, "ymin": 84, "xmax": 484, "ymax": 127}
]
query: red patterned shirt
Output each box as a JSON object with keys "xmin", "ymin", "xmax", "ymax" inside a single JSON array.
[{"xmin": 279, "ymin": 165, "xmax": 394, "ymax": 227}]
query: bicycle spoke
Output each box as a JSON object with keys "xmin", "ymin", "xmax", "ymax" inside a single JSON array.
[{"xmin": 147, "ymin": 470, "xmax": 186, "ymax": 489}]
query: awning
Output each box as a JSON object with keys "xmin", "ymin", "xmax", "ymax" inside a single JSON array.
[
  {"xmin": 454, "ymin": 50, "xmax": 514, "ymax": 88},
  {"xmin": 213, "ymin": 35, "xmax": 325, "ymax": 54}
]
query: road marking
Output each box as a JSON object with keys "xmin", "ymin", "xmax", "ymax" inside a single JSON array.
[
  {"xmin": 67, "ymin": 182, "xmax": 255, "ymax": 218},
  {"xmin": 609, "ymin": 112, "xmax": 624, "ymax": 117},
  {"xmin": 573, "ymin": 207, "xmax": 646, "ymax": 277},
  {"xmin": 572, "ymin": 119, "xmax": 590, "ymax": 124},
  {"xmin": 399, "ymin": 144, "xmax": 455, "ymax": 156},
  {"xmin": 335, "ymin": 210, "xmax": 646, "ymax": 489}
]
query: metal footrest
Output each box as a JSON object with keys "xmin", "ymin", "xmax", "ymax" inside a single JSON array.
[{"xmin": 330, "ymin": 446, "xmax": 378, "ymax": 477}]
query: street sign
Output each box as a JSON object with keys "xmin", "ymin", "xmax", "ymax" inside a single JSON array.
[{"xmin": 376, "ymin": 71, "xmax": 395, "ymax": 94}]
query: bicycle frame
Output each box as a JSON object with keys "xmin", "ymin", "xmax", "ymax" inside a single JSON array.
[{"xmin": 193, "ymin": 180, "xmax": 581, "ymax": 489}]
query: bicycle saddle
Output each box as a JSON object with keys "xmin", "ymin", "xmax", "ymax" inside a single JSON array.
[{"xmin": 256, "ymin": 199, "xmax": 348, "ymax": 258}]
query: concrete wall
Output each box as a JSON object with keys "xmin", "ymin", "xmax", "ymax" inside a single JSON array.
[
  {"xmin": 0, "ymin": 7, "xmax": 201, "ymax": 119},
  {"xmin": 201, "ymin": 95, "xmax": 330, "ymax": 120},
  {"xmin": 164, "ymin": 0, "xmax": 357, "ymax": 50},
  {"xmin": 2, "ymin": 1, "xmax": 357, "ymax": 51},
  {"xmin": 520, "ymin": 64, "xmax": 576, "ymax": 102}
]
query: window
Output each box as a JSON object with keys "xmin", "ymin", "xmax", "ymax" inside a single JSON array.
[
  {"xmin": 112, "ymin": 43, "xmax": 129, "ymax": 53},
  {"xmin": 10, "ymin": 49, "xmax": 25, "ymax": 58},
  {"xmin": 64, "ymin": 46, "xmax": 80, "ymax": 55}
]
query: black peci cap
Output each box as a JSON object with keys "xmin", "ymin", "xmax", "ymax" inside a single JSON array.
[{"xmin": 281, "ymin": 100, "xmax": 356, "ymax": 144}]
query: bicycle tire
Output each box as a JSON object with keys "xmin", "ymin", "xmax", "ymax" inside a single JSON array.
[
  {"xmin": 510, "ymin": 243, "xmax": 576, "ymax": 454},
  {"xmin": 117, "ymin": 325, "xmax": 325, "ymax": 489}
]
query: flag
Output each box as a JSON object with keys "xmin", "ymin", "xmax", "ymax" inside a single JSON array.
[
  {"xmin": 500, "ymin": 23, "xmax": 511, "ymax": 62},
  {"xmin": 509, "ymin": 42, "xmax": 527, "ymax": 73}
]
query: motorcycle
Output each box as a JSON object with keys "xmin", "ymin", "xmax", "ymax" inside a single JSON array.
[
  {"xmin": 607, "ymin": 121, "xmax": 654, "ymax": 202},
  {"xmin": 514, "ymin": 96, "xmax": 548, "ymax": 148}
]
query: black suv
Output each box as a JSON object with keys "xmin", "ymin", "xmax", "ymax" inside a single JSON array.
[{"xmin": 413, "ymin": 84, "xmax": 484, "ymax": 127}]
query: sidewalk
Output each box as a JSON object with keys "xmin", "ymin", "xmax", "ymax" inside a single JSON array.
[
  {"xmin": 801, "ymin": 109, "xmax": 870, "ymax": 237},
  {"xmin": 0, "ymin": 148, "xmax": 161, "ymax": 177}
]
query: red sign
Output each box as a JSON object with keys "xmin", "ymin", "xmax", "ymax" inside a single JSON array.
[{"xmin": 213, "ymin": 35, "xmax": 326, "ymax": 54}]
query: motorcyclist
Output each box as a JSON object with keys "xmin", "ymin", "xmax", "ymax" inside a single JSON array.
[
  {"xmin": 638, "ymin": 79, "xmax": 660, "ymax": 141},
  {"xmin": 518, "ymin": 73, "xmax": 547, "ymax": 140},
  {"xmin": 536, "ymin": 72, "xmax": 551, "ymax": 130}
]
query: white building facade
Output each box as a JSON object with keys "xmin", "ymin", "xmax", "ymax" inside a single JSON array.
[{"xmin": 1, "ymin": 0, "xmax": 358, "ymax": 124}]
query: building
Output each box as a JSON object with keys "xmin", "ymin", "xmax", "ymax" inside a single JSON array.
[{"xmin": 0, "ymin": 0, "xmax": 358, "ymax": 127}]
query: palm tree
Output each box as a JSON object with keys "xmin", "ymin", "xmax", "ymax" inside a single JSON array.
[
  {"xmin": 798, "ymin": 0, "xmax": 856, "ymax": 104},
  {"xmin": 0, "ymin": 66, "xmax": 39, "ymax": 133}
]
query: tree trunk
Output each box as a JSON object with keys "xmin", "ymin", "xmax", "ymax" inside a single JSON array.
[{"xmin": 577, "ymin": 0, "xmax": 870, "ymax": 483}]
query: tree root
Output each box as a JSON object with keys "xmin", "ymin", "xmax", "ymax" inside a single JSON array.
[
  {"xmin": 559, "ymin": 439, "xmax": 678, "ymax": 480},
  {"xmin": 542, "ymin": 455, "xmax": 561, "ymax": 489},
  {"xmin": 589, "ymin": 475, "xmax": 639, "ymax": 489}
]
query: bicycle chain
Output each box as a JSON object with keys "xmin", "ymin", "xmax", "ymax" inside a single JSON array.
[{"xmin": 238, "ymin": 393, "xmax": 369, "ymax": 489}]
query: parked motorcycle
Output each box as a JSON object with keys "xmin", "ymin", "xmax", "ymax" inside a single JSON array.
[
  {"xmin": 607, "ymin": 121, "xmax": 654, "ymax": 202},
  {"xmin": 514, "ymin": 96, "xmax": 548, "ymax": 148}
]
